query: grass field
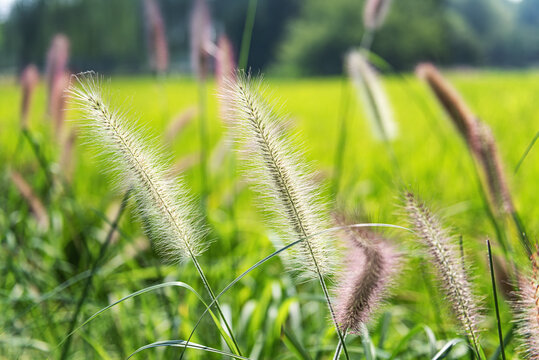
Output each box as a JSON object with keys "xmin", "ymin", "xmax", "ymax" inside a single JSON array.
[{"xmin": 1, "ymin": 71, "xmax": 538, "ymax": 359}]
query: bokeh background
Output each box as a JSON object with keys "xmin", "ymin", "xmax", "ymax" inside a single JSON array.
[{"xmin": 1, "ymin": 0, "xmax": 539, "ymax": 75}]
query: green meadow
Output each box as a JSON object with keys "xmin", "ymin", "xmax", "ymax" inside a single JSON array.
[{"xmin": 1, "ymin": 72, "xmax": 538, "ymax": 359}]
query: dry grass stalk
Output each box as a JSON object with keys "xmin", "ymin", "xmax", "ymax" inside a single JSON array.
[
  {"xmin": 347, "ymin": 50, "xmax": 397, "ymax": 141},
  {"xmin": 9, "ymin": 170, "xmax": 49, "ymax": 229},
  {"xmin": 334, "ymin": 217, "xmax": 400, "ymax": 332},
  {"xmin": 416, "ymin": 63, "xmax": 514, "ymax": 215},
  {"xmin": 514, "ymin": 251, "xmax": 539, "ymax": 359},
  {"xmin": 405, "ymin": 192, "xmax": 482, "ymax": 352},
  {"xmin": 363, "ymin": 0, "xmax": 392, "ymax": 30},
  {"xmin": 20, "ymin": 64, "xmax": 40, "ymax": 129},
  {"xmin": 144, "ymin": 0, "xmax": 169, "ymax": 74},
  {"xmin": 165, "ymin": 106, "xmax": 197, "ymax": 144},
  {"xmin": 221, "ymin": 72, "xmax": 336, "ymax": 279}
]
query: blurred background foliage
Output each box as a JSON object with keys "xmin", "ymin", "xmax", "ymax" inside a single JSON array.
[{"xmin": 1, "ymin": 0, "xmax": 539, "ymax": 75}]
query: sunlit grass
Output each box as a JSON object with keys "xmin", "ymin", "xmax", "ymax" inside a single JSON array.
[{"xmin": 1, "ymin": 71, "xmax": 538, "ymax": 358}]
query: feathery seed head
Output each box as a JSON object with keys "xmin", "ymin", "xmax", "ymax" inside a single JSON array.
[
  {"xmin": 514, "ymin": 251, "xmax": 539, "ymax": 359},
  {"xmin": 405, "ymin": 192, "xmax": 482, "ymax": 348},
  {"xmin": 417, "ymin": 63, "xmax": 514, "ymax": 216},
  {"xmin": 144, "ymin": 0, "xmax": 169, "ymax": 74},
  {"xmin": 190, "ymin": 0, "xmax": 213, "ymax": 79},
  {"xmin": 347, "ymin": 50, "xmax": 397, "ymax": 141},
  {"xmin": 20, "ymin": 64, "xmax": 40, "ymax": 129},
  {"xmin": 471, "ymin": 122, "xmax": 514, "ymax": 214},
  {"xmin": 363, "ymin": 0, "xmax": 392, "ymax": 30},
  {"xmin": 334, "ymin": 221, "xmax": 400, "ymax": 332},
  {"xmin": 216, "ymin": 34, "xmax": 237, "ymax": 122},
  {"xmin": 216, "ymin": 34, "xmax": 236, "ymax": 88},
  {"xmin": 220, "ymin": 72, "xmax": 336, "ymax": 279},
  {"xmin": 68, "ymin": 73, "xmax": 206, "ymax": 263},
  {"xmin": 45, "ymin": 34, "xmax": 70, "ymax": 131},
  {"xmin": 45, "ymin": 34, "xmax": 69, "ymax": 89},
  {"xmin": 50, "ymin": 70, "xmax": 70, "ymax": 135},
  {"xmin": 415, "ymin": 63, "xmax": 476, "ymax": 141}
]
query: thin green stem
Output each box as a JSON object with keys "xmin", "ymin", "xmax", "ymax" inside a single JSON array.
[
  {"xmin": 332, "ymin": 76, "xmax": 351, "ymax": 197},
  {"xmin": 189, "ymin": 255, "xmax": 243, "ymax": 356},
  {"xmin": 238, "ymin": 0, "xmax": 258, "ymax": 70},
  {"xmin": 487, "ymin": 239, "xmax": 506, "ymax": 360},
  {"xmin": 511, "ymin": 210, "xmax": 531, "ymax": 257},
  {"xmin": 198, "ymin": 77, "xmax": 208, "ymax": 214},
  {"xmin": 514, "ymin": 129, "xmax": 538, "ymax": 173},
  {"xmin": 21, "ymin": 128, "xmax": 54, "ymax": 190},
  {"xmin": 180, "ymin": 223, "xmax": 411, "ymax": 360},
  {"xmin": 333, "ymin": 328, "xmax": 348, "ymax": 360},
  {"xmin": 60, "ymin": 190, "xmax": 130, "ymax": 359}
]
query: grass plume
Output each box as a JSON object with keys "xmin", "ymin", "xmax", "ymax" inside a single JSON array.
[
  {"xmin": 221, "ymin": 72, "xmax": 336, "ymax": 278},
  {"xmin": 347, "ymin": 50, "xmax": 397, "ymax": 142},
  {"xmin": 221, "ymin": 71, "xmax": 348, "ymax": 357},
  {"xmin": 45, "ymin": 34, "xmax": 69, "ymax": 115},
  {"xmin": 190, "ymin": 0, "xmax": 213, "ymax": 80},
  {"xmin": 20, "ymin": 64, "xmax": 39, "ymax": 129},
  {"xmin": 68, "ymin": 72, "xmax": 243, "ymax": 355},
  {"xmin": 363, "ymin": 0, "xmax": 392, "ymax": 31},
  {"xmin": 334, "ymin": 219, "xmax": 400, "ymax": 332},
  {"xmin": 416, "ymin": 63, "xmax": 513, "ymax": 215},
  {"xmin": 405, "ymin": 192, "xmax": 482, "ymax": 355},
  {"xmin": 514, "ymin": 251, "xmax": 539, "ymax": 359},
  {"xmin": 68, "ymin": 73, "xmax": 206, "ymax": 262},
  {"xmin": 416, "ymin": 63, "xmax": 530, "ymax": 255},
  {"xmin": 144, "ymin": 0, "xmax": 169, "ymax": 75}
]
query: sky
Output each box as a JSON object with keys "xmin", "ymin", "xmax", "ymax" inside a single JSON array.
[{"xmin": 0, "ymin": 0, "xmax": 16, "ymax": 20}]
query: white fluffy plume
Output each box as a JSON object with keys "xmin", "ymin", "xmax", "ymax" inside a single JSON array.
[
  {"xmin": 68, "ymin": 73, "xmax": 206, "ymax": 263},
  {"xmin": 347, "ymin": 50, "xmax": 397, "ymax": 141},
  {"xmin": 220, "ymin": 72, "xmax": 336, "ymax": 279}
]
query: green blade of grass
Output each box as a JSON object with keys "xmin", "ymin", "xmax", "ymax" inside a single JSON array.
[
  {"xmin": 60, "ymin": 190, "xmax": 130, "ymax": 360},
  {"xmin": 514, "ymin": 129, "xmax": 539, "ymax": 173},
  {"xmin": 127, "ymin": 340, "xmax": 250, "ymax": 360},
  {"xmin": 431, "ymin": 339, "xmax": 463, "ymax": 360},
  {"xmin": 56, "ymin": 281, "xmax": 208, "ymax": 349},
  {"xmin": 487, "ymin": 239, "xmax": 506, "ymax": 360},
  {"xmin": 281, "ymin": 325, "xmax": 312, "ymax": 360},
  {"xmin": 180, "ymin": 223, "xmax": 413, "ymax": 359}
]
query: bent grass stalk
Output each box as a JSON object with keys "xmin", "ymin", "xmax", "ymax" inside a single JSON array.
[
  {"xmin": 68, "ymin": 73, "xmax": 242, "ymax": 356},
  {"xmin": 416, "ymin": 63, "xmax": 530, "ymax": 256}
]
